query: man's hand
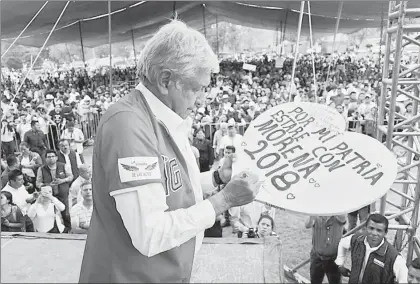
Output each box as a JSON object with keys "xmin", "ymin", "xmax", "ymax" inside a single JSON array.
[
  {"xmin": 338, "ymin": 266, "xmax": 351, "ymax": 277},
  {"xmin": 222, "ymin": 171, "xmax": 261, "ymax": 208},
  {"xmin": 208, "ymin": 170, "xmax": 261, "ymax": 216}
]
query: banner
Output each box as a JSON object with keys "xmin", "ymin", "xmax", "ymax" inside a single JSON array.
[
  {"xmin": 233, "ymin": 103, "xmax": 397, "ymax": 216},
  {"xmin": 243, "ymin": 63, "xmax": 257, "ymax": 72}
]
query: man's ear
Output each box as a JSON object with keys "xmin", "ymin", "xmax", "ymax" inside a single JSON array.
[{"xmin": 156, "ymin": 70, "xmax": 173, "ymax": 95}]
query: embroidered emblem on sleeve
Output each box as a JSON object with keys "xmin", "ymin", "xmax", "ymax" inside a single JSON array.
[{"xmin": 118, "ymin": 157, "xmax": 161, "ymax": 183}]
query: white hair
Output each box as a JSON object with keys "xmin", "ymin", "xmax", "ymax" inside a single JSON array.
[{"xmin": 137, "ymin": 19, "xmax": 219, "ymax": 85}]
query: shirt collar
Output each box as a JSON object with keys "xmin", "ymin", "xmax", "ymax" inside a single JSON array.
[
  {"xmin": 364, "ymin": 236, "xmax": 384, "ymax": 251},
  {"xmin": 136, "ymin": 82, "xmax": 192, "ymax": 136}
]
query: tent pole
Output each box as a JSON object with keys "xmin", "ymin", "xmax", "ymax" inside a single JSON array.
[
  {"xmin": 131, "ymin": 29, "xmax": 137, "ymax": 65},
  {"xmin": 202, "ymin": 4, "xmax": 207, "ymax": 38},
  {"xmin": 108, "ymin": 0, "xmax": 113, "ymax": 95},
  {"xmin": 11, "ymin": 1, "xmax": 70, "ymax": 103},
  {"xmin": 1, "ymin": 1, "xmax": 49, "ymax": 59},
  {"xmin": 78, "ymin": 20, "xmax": 86, "ymax": 67},
  {"xmin": 173, "ymin": 1, "xmax": 177, "ymax": 19},
  {"xmin": 216, "ymin": 15, "xmax": 219, "ymax": 57},
  {"xmin": 326, "ymin": 1, "xmax": 344, "ymax": 83},
  {"xmin": 307, "ymin": 1, "xmax": 317, "ymax": 103},
  {"xmin": 288, "ymin": 1, "xmax": 305, "ymax": 102},
  {"xmin": 281, "ymin": 8, "xmax": 289, "ymax": 55}
]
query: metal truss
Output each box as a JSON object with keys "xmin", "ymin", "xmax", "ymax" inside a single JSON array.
[
  {"xmin": 376, "ymin": 0, "xmax": 420, "ymax": 266},
  {"xmin": 285, "ymin": 1, "xmax": 420, "ymax": 282}
]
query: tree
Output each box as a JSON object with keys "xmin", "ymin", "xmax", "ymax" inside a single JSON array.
[{"xmin": 5, "ymin": 57, "xmax": 23, "ymax": 69}]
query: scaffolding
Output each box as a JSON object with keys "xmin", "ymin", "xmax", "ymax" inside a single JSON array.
[{"xmin": 285, "ymin": 1, "xmax": 420, "ymax": 282}]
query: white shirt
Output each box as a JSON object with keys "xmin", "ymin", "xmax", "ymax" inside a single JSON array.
[
  {"xmin": 70, "ymin": 202, "xmax": 93, "ymax": 229},
  {"xmin": 335, "ymin": 235, "xmax": 408, "ymax": 283},
  {"xmin": 27, "ymin": 202, "xmax": 64, "ymax": 233},
  {"xmin": 110, "ymin": 83, "xmax": 216, "ymax": 258},
  {"xmin": 2, "ymin": 184, "xmax": 30, "ymax": 215},
  {"xmin": 219, "ymin": 134, "xmax": 244, "ymax": 154}
]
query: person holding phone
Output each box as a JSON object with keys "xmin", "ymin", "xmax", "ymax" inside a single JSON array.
[{"xmin": 27, "ymin": 186, "xmax": 65, "ymax": 233}]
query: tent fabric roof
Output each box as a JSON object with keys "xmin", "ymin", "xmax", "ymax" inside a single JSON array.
[{"xmin": 1, "ymin": 1, "xmax": 414, "ymax": 48}]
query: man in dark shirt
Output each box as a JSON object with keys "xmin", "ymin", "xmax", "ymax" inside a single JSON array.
[{"xmin": 23, "ymin": 121, "xmax": 48, "ymax": 162}]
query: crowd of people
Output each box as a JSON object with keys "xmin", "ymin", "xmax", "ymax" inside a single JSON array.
[{"xmin": 1, "ymin": 48, "xmax": 419, "ymax": 283}]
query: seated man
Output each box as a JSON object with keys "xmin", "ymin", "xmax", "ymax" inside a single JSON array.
[
  {"xmin": 69, "ymin": 164, "xmax": 91, "ymax": 208},
  {"xmin": 70, "ymin": 181, "xmax": 93, "ymax": 234}
]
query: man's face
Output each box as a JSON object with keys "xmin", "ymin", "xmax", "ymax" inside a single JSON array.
[
  {"xmin": 364, "ymin": 96, "xmax": 371, "ymax": 103},
  {"xmin": 408, "ymin": 266, "xmax": 420, "ymax": 284},
  {"xmin": 59, "ymin": 141, "xmax": 70, "ymax": 153},
  {"xmin": 359, "ymin": 93, "xmax": 366, "ymax": 101},
  {"xmin": 224, "ymin": 148, "xmax": 234, "ymax": 157},
  {"xmin": 336, "ymin": 105, "xmax": 344, "ymax": 113},
  {"xmin": 11, "ymin": 175, "xmax": 24, "ymax": 188},
  {"xmin": 45, "ymin": 153, "xmax": 58, "ymax": 166},
  {"xmin": 366, "ymin": 220, "xmax": 387, "ymax": 247},
  {"xmin": 33, "ymin": 122, "xmax": 41, "ymax": 131},
  {"xmin": 81, "ymin": 185, "xmax": 93, "ymax": 201},
  {"xmin": 80, "ymin": 168, "xmax": 92, "ymax": 180},
  {"xmin": 227, "ymin": 126, "xmax": 236, "ymax": 136},
  {"xmin": 168, "ymin": 73, "xmax": 209, "ymax": 119}
]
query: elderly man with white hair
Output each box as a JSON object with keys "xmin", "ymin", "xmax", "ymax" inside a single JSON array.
[{"xmin": 79, "ymin": 20, "xmax": 260, "ymax": 283}]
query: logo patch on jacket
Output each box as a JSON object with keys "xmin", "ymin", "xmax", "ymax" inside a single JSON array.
[
  {"xmin": 373, "ymin": 258, "xmax": 385, "ymax": 268},
  {"xmin": 162, "ymin": 155, "xmax": 183, "ymax": 196},
  {"xmin": 118, "ymin": 157, "xmax": 161, "ymax": 183}
]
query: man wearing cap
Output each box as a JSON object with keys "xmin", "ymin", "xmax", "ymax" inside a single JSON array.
[{"xmin": 79, "ymin": 20, "xmax": 260, "ymax": 283}]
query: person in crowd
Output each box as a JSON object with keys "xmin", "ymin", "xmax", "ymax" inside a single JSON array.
[
  {"xmin": 17, "ymin": 142, "xmax": 43, "ymax": 189},
  {"xmin": 36, "ymin": 150, "xmax": 73, "ymax": 233},
  {"xmin": 1, "ymin": 115, "xmax": 16, "ymax": 157},
  {"xmin": 2, "ymin": 169, "xmax": 37, "ymax": 232},
  {"xmin": 335, "ymin": 213, "xmax": 408, "ymax": 283},
  {"xmin": 192, "ymin": 128, "xmax": 214, "ymax": 172},
  {"xmin": 57, "ymin": 138, "xmax": 82, "ymax": 184},
  {"xmin": 60, "ymin": 121, "xmax": 85, "ymax": 156},
  {"xmin": 79, "ymin": 20, "xmax": 260, "ymax": 283},
  {"xmin": 23, "ymin": 120, "xmax": 48, "ymax": 162},
  {"xmin": 212, "ymin": 122, "xmax": 228, "ymax": 160},
  {"xmin": 1, "ymin": 191, "xmax": 25, "ymax": 232},
  {"xmin": 347, "ymin": 205, "xmax": 370, "ymax": 232},
  {"xmin": 230, "ymin": 200, "xmax": 275, "ymax": 237},
  {"xmin": 27, "ymin": 186, "xmax": 66, "ymax": 233},
  {"xmin": 256, "ymin": 215, "xmax": 277, "ymax": 238},
  {"xmin": 219, "ymin": 121, "xmax": 244, "ymax": 158},
  {"xmin": 408, "ymin": 258, "xmax": 420, "ymax": 284},
  {"xmin": 70, "ymin": 181, "xmax": 93, "ymax": 234},
  {"xmin": 188, "ymin": 131, "xmax": 200, "ymax": 169},
  {"xmin": 1, "ymin": 155, "xmax": 20, "ymax": 189},
  {"xmin": 69, "ymin": 164, "xmax": 92, "ymax": 208},
  {"xmin": 305, "ymin": 215, "xmax": 347, "ymax": 284}
]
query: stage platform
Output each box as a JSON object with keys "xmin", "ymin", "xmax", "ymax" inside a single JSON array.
[{"xmin": 1, "ymin": 233, "xmax": 308, "ymax": 283}]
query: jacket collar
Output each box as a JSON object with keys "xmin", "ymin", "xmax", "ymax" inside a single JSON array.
[{"xmin": 136, "ymin": 82, "xmax": 192, "ymax": 137}]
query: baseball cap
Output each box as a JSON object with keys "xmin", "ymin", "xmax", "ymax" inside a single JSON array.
[
  {"xmin": 46, "ymin": 94, "xmax": 54, "ymax": 100},
  {"xmin": 222, "ymin": 94, "xmax": 229, "ymax": 99},
  {"xmin": 227, "ymin": 121, "xmax": 235, "ymax": 128}
]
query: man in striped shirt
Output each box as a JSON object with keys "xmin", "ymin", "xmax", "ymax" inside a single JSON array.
[{"xmin": 305, "ymin": 215, "xmax": 346, "ymax": 284}]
